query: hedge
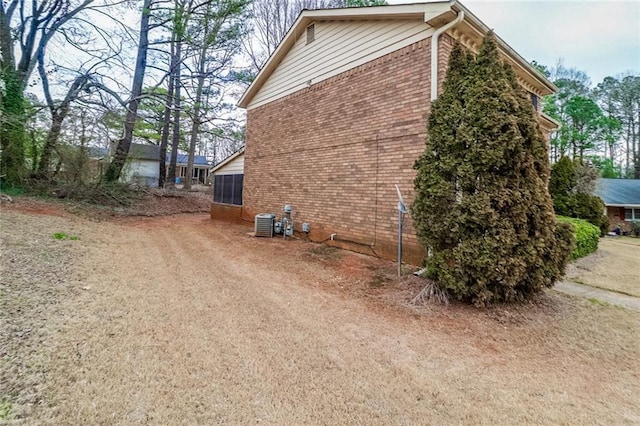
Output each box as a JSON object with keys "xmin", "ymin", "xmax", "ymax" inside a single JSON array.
[{"xmin": 557, "ymin": 216, "xmax": 600, "ymax": 260}]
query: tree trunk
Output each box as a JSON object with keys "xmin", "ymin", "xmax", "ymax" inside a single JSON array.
[
  {"xmin": 0, "ymin": 70, "xmax": 26, "ymax": 187},
  {"xmin": 1, "ymin": 0, "xmax": 95, "ymax": 187},
  {"xmin": 104, "ymin": 0, "xmax": 152, "ymax": 182},
  {"xmin": 633, "ymin": 115, "xmax": 639, "ymax": 178},
  {"xmin": 29, "ymin": 129, "xmax": 39, "ymax": 173},
  {"xmin": 36, "ymin": 55, "xmax": 91, "ymax": 179},
  {"xmin": 158, "ymin": 38, "xmax": 177, "ymax": 188},
  {"xmin": 37, "ymin": 109, "xmax": 69, "ymax": 178},
  {"xmin": 183, "ymin": 58, "xmax": 206, "ymax": 190},
  {"xmin": 0, "ymin": 6, "xmax": 25, "ymax": 187},
  {"xmin": 626, "ymin": 127, "xmax": 631, "ymax": 177},
  {"xmin": 166, "ymin": 40, "xmax": 182, "ymax": 188}
]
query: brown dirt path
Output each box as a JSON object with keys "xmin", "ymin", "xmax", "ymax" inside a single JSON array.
[{"xmin": 3, "ymin": 210, "xmax": 640, "ymax": 424}]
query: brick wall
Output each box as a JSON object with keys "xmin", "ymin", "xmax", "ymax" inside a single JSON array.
[
  {"xmin": 606, "ymin": 206, "xmax": 631, "ymax": 233},
  {"xmin": 211, "ymin": 203, "xmax": 244, "ymax": 223},
  {"xmin": 243, "ymin": 32, "xmax": 555, "ymax": 264},
  {"xmin": 243, "ymin": 37, "xmax": 458, "ymax": 264}
]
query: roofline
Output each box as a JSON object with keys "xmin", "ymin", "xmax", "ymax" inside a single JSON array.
[
  {"xmin": 605, "ymin": 204, "xmax": 640, "ymax": 208},
  {"xmin": 210, "ymin": 148, "xmax": 244, "ymax": 172},
  {"xmin": 238, "ymin": 1, "xmax": 556, "ymax": 109},
  {"xmin": 450, "ymin": 2, "xmax": 557, "ymax": 94},
  {"xmin": 539, "ymin": 112, "xmax": 561, "ymax": 130},
  {"xmin": 238, "ymin": 3, "xmax": 436, "ymax": 108}
]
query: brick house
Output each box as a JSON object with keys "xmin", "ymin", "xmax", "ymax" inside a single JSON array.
[
  {"xmin": 221, "ymin": 2, "xmax": 559, "ymax": 264},
  {"xmin": 594, "ymin": 178, "xmax": 640, "ymax": 233}
]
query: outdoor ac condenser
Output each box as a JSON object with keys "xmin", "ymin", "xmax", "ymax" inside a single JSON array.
[{"xmin": 254, "ymin": 213, "xmax": 275, "ymax": 238}]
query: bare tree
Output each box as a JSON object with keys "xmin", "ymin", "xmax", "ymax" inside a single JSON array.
[
  {"xmin": 0, "ymin": 0, "xmax": 95, "ymax": 186},
  {"xmin": 182, "ymin": 0, "xmax": 249, "ymax": 190},
  {"xmin": 158, "ymin": 42, "xmax": 176, "ymax": 188},
  {"xmin": 164, "ymin": 0, "xmax": 191, "ymax": 188},
  {"xmin": 104, "ymin": 0, "xmax": 154, "ymax": 182},
  {"xmin": 243, "ymin": 0, "xmax": 337, "ymax": 74},
  {"xmin": 243, "ymin": 0, "xmax": 386, "ymax": 75}
]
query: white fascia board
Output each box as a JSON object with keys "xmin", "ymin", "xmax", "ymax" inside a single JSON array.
[{"xmin": 238, "ymin": 2, "xmax": 450, "ymax": 109}]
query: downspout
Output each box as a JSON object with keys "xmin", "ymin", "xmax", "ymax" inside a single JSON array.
[{"xmin": 430, "ymin": 10, "xmax": 465, "ymax": 101}]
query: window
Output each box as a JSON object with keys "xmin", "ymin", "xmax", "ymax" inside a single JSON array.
[
  {"xmin": 213, "ymin": 174, "xmax": 243, "ymax": 206},
  {"xmin": 625, "ymin": 208, "xmax": 640, "ymax": 221},
  {"xmin": 531, "ymin": 93, "xmax": 538, "ymax": 111},
  {"xmin": 306, "ymin": 24, "xmax": 315, "ymax": 44}
]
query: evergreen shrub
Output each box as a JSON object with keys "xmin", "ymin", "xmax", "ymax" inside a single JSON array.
[
  {"xmin": 549, "ymin": 157, "xmax": 609, "ymax": 235},
  {"xmin": 412, "ymin": 35, "xmax": 573, "ymax": 306},
  {"xmin": 557, "ymin": 216, "xmax": 599, "ymax": 259}
]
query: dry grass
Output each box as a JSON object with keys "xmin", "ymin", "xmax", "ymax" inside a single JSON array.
[
  {"xmin": 0, "ymin": 209, "xmax": 95, "ymax": 421},
  {"xmin": 617, "ymin": 236, "xmax": 640, "ymax": 246},
  {"xmin": 566, "ymin": 237, "xmax": 640, "ymax": 297},
  {"xmin": 1, "ymin": 204, "xmax": 639, "ymax": 424}
]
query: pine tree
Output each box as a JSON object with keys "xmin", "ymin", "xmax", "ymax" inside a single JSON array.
[{"xmin": 412, "ymin": 34, "xmax": 573, "ymax": 306}]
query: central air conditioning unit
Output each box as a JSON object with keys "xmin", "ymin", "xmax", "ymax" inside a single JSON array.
[{"xmin": 254, "ymin": 213, "xmax": 275, "ymax": 237}]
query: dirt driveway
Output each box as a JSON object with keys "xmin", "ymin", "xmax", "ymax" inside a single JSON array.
[{"xmin": 1, "ymin": 206, "xmax": 639, "ymax": 424}]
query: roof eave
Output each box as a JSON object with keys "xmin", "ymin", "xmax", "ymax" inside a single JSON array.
[
  {"xmin": 210, "ymin": 148, "xmax": 245, "ymax": 172},
  {"xmin": 540, "ymin": 112, "xmax": 561, "ymax": 131},
  {"xmin": 238, "ymin": 1, "xmax": 557, "ymax": 108},
  {"xmin": 605, "ymin": 203, "xmax": 640, "ymax": 208},
  {"xmin": 450, "ymin": 2, "xmax": 557, "ymax": 95},
  {"xmin": 238, "ymin": 3, "xmax": 446, "ymax": 109}
]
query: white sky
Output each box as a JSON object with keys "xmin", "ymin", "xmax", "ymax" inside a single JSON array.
[{"xmin": 388, "ymin": 0, "xmax": 640, "ymax": 85}]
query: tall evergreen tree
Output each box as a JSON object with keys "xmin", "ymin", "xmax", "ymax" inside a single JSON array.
[{"xmin": 413, "ymin": 35, "xmax": 573, "ymax": 306}]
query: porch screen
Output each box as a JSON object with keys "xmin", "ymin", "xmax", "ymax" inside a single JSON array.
[{"xmin": 213, "ymin": 174, "xmax": 243, "ymax": 205}]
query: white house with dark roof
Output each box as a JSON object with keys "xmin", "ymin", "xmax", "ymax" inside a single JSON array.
[
  {"xmin": 173, "ymin": 153, "xmax": 211, "ymax": 185},
  {"xmin": 122, "ymin": 144, "xmax": 162, "ymax": 187}
]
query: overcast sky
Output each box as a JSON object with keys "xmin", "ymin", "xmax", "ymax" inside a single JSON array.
[{"xmin": 388, "ymin": 0, "xmax": 640, "ymax": 86}]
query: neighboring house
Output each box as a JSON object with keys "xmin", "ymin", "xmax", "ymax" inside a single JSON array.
[
  {"xmin": 210, "ymin": 149, "xmax": 245, "ymax": 222},
  {"xmin": 233, "ymin": 2, "xmax": 559, "ymax": 263},
  {"xmin": 173, "ymin": 153, "xmax": 211, "ymax": 185},
  {"xmin": 87, "ymin": 146, "xmax": 109, "ymax": 159},
  {"xmin": 595, "ymin": 178, "xmax": 640, "ymax": 233},
  {"xmin": 87, "ymin": 146, "xmax": 109, "ymax": 179},
  {"xmin": 121, "ymin": 143, "xmax": 161, "ymax": 187},
  {"xmin": 111, "ymin": 143, "xmax": 212, "ymax": 187}
]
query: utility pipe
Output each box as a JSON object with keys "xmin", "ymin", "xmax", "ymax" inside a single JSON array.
[{"xmin": 430, "ymin": 10, "xmax": 465, "ymax": 101}]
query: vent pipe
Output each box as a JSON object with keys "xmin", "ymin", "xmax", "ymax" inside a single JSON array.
[{"xmin": 430, "ymin": 10, "xmax": 465, "ymax": 101}]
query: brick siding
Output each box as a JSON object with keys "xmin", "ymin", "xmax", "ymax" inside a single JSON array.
[
  {"xmin": 243, "ymin": 34, "xmax": 545, "ymax": 263},
  {"xmin": 211, "ymin": 203, "xmax": 244, "ymax": 223},
  {"xmin": 606, "ymin": 206, "xmax": 631, "ymax": 233},
  {"xmin": 243, "ymin": 37, "xmax": 457, "ymax": 263}
]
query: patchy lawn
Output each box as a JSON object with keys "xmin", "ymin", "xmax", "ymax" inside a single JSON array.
[
  {"xmin": 566, "ymin": 237, "xmax": 640, "ymax": 297},
  {"xmin": 1, "ymin": 200, "xmax": 639, "ymax": 424}
]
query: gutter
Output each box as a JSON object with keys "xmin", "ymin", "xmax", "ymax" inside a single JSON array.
[
  {"xmin": 430, "ymin": 9, "xmax": 464, "ymax": 101},
  {"xmin": 450, "ymin": 1, "xmax": 557, "ymax": 95}
]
